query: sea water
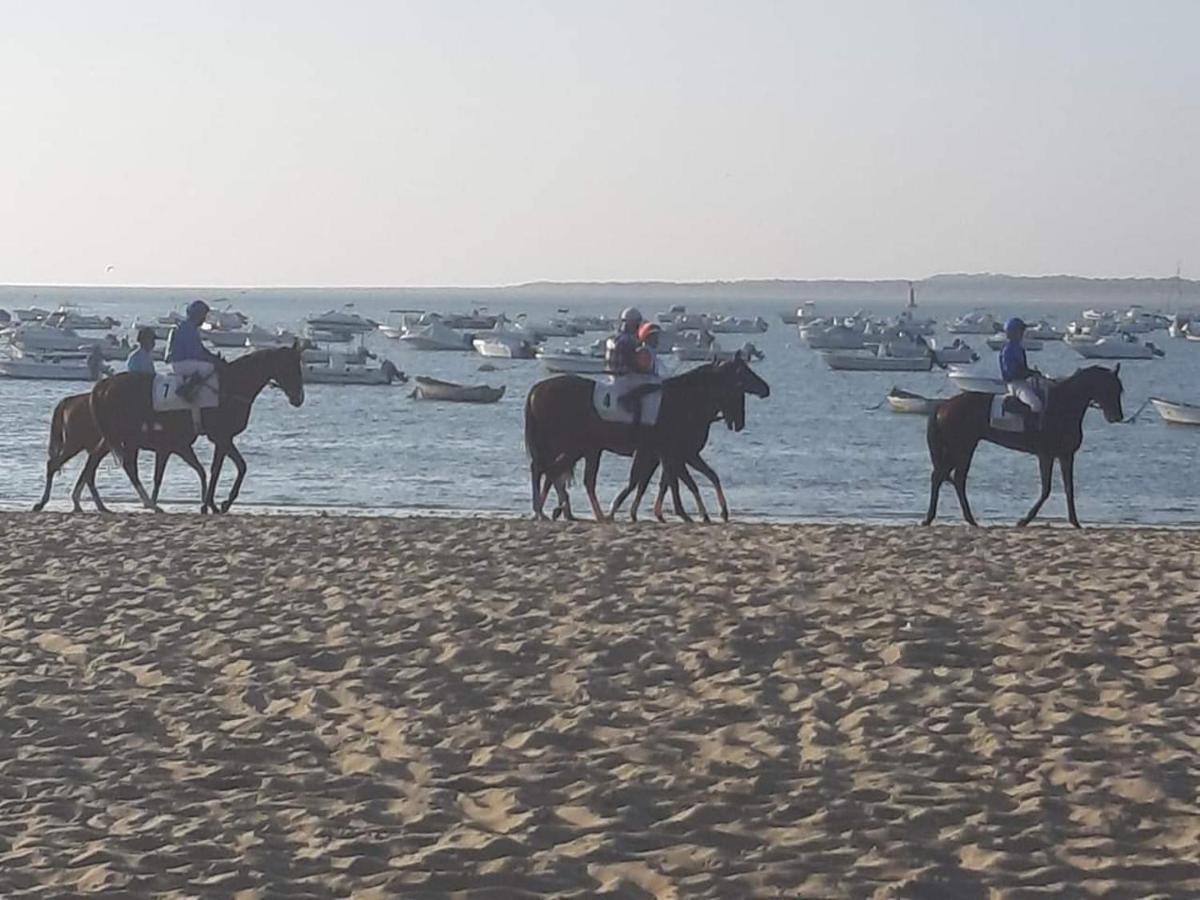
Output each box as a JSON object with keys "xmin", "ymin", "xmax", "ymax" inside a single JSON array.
[{"xmin": 1, "ymin": 290, "xmax": 1197, "ymax": 526}]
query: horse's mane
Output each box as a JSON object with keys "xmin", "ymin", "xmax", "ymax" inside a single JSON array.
[
  {"xmin": 663, "ymin": 361, "xmax": 722, "ymax": 388},
  {"xmin": 227, "ymin": 345, "xmax": 292, "ymax": 371}
]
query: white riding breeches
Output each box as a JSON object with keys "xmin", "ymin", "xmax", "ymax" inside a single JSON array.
[
  {"xmin": 1007, "ymin": 378, "xmax": 1044, "ymax": 413},
  {"xmin": 172, "ymin": 360, "xmax": 215, "ymax": 379}
]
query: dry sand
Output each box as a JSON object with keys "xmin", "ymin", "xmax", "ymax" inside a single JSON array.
[{"xmin": 0, "ymin": 514, "xmax": 1197, "ymax": 897}]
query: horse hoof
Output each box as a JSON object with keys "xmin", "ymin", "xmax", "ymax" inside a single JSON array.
[
  {"xmin": 701, "ymin": 516, "xmax": 712, "ymax": 524},
  {"xmin": 31, "ymin": 504, "xmax": 43, "ymax": 513},
  {"xmin": 220, "ymin": 502, "xmax": 232, "ymax": 514}
]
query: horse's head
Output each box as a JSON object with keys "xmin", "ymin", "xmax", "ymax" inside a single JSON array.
[
  {"xmin": 273, "ymin": 341, "xmax": 306, "ymax": 407},
  {"xmin": 721, "ymin": 352, "xmax": 771, "ymax": 399},
  {"xmin": 1095, "ymin": 363, "xmax": 1124, "ymax": 422}
]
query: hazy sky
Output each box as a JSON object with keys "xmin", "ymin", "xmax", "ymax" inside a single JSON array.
[{"xmin": 2, "ymin": 1, "xmax": 1197, "ymax": 285}]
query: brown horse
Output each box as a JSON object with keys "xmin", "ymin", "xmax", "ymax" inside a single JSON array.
[
  {"xmin": 924, "ymin": 365, "xmax": 1124, "ymax": 528},
  {"xmin": 86, "ymin": 345, "xmax": 306, "ymax": 513},
  {"xmin": 32, "ymin": 393, "xmax": 207, "ymax": 513},
  {"xmin": 525, "ymin": 356, "xmax": 769, "ymax": 521}
]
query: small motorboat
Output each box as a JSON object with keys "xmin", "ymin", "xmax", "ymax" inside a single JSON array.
[
  {"xmin": 947, "ymin": 366, "xmax": 1006, "ymax": 394},
  {"xmin": 473, "ymin": 333, "xmax": 536, "ymax": 359},
  {"xmin": 948, "ymin": 312, "xmax": 1001, "ymax": 334},
  {"xmin": 1071, "ymin": 336, "xmax": 1164, "ymax": 360},
  {"xmin": 396, "ymin": 317, "xmax": 472, "ymax": 351},
  {"xmin": 887, "ymin": 387, "xmax": 944, "ymax": 415},
  {"xmin": 1150, "ymin": 398, "xmax": 1200, "ymax": 426},
  {"xmin": 986, "ymin": 335, "xmax": 1043, "ymax": 351},
  {"xmin": 823, "ymin": 344, "xmax": 932, "ymax": 372},
  {"xmin": 537, "ymin": 346, "xmax": 607, "ymax": 373},
  {"xmin": 710, "ymin": 315, "xmax": 769, "ymax": 334},
  {"xmin": 1025, "ymin": 321, "xmax": 1065, "ymax": 341},
  {"xmin": 302, "ymin": 354, "xmax": 405, "ymax": 385},
  {"xmin": 411, "ymin": 376, "xmax": 505, "ymax": 403},
  {"xmin": 44, "ymin": 305, "xmax": 119, "ymax": 332},
  {"xmin": 802, "ymin": 322, "xmax": 866, "ymax": 350},
  {"xmin": 927, "ymin": 338, "xmax": 978, "ymax": 365},
  {"xmin": 0, "ymin": 347, "xmax": 107, "ymax": 381},
  {"xmin": 304, "ymin": 306, "xmax": 378, "ymax": 343}
]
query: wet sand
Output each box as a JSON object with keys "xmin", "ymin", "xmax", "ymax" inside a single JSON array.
[{"xmin": 0, "ymin": 514, "xmax": 1197, "ymax": 897}]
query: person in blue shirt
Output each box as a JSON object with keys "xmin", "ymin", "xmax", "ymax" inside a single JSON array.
[
  {"xmin": 166, "ymin": 300, "xmax": 222, "ymax": 403},
  {"xmin": 125, "ymin": 327, "xmax": 157, "ymax": 375},
  {"xmin": 1000, "ymin": 317, "xmax": 1044, "ymax": 426}
]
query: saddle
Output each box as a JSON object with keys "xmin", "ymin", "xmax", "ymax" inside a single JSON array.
[
  {"xmin": 990, "ymin": 383, "xmax": 1051, "ymax": 434},
  {"xmin": 151, "ymin": 371, "xmax": 221, "ymax": 413},
  {"xmin": 593, "ymin": 374, "xmax": 662, "ymax": 426}
]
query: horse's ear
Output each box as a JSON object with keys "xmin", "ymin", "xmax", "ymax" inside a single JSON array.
[
  {"xmin": 1113, "ymin": 362, "xmax": 1121, "ymax": 377},
  {"xmin": 734, "ymin": 349, "xmax": 743, "ymax": 362}
]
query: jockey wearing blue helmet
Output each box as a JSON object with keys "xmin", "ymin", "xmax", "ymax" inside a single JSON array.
[
  {"xmin": 1000, "ymin": 316, "xmax": 1044, "ymax": 424},
  {"xmin": 166, "ymin": 300, "xmax": 221, "ymax": 412}
]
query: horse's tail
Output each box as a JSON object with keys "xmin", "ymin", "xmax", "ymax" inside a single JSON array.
[
  {"xmin": 47, "ymin": 398, "xmax": 70, "ymax": 460},
  {"xmin": 524, "ymin": 389, "xmax": 547, "ymax": 474}
]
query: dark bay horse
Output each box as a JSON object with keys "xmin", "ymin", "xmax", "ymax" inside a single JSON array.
[
  {"xmin": 32, "ymin": 392, "xmax": 207, "ymax": 513},
  {"xmin": 87, "ymin": 345, "xmax": 306, "ymax": 513},
  {"xmin": 924, "ymin": 365, "xmax": 1124, "ymax": 528},
  {"xmin": 608, "ymin": 387, "xmax": 748, "ymax": 523},
  {"xmin": 524, "ymin": 356, "xmax": 769, "ymax": 521}
]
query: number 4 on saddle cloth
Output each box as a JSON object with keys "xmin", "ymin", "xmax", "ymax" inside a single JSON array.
[{"xmin": 592, "ymin": 374, "xmax": 662, "ymax": 426}]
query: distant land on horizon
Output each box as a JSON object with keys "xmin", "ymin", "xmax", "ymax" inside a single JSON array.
[{"xmin": 2, "ymin": 273, "xmax": 1198, "ymax": 311}]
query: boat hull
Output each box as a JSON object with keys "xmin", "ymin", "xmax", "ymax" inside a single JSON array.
[
  {"xmin": 412, "ymin": 377, "xmax": 505, "ymax": 403},
  {"xmin": 824, "ymin": 353, "xmax": 932, "ymax": 372},
  {"xmin": 1150, "ymin": 398, "xmax": 1200, "ymax": 425},
  {"xmin": 538, "ymin": 354, "xmax": 606, "ymax": 374}
]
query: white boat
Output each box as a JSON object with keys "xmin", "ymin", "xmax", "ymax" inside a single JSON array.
[
  {"xmin": 887, "ymin": 388, "xmax": 944, "ymax": 415},
  {"xmin": 5, "ymin": 323, "xmax": 98, "ymax": 354},
  {"xmin": 411, "ymin": 376, "xmax": 505, "ymax": 403},
  {"xmin": 201, "ymin": 308, "xmax": 253, "ymax": 347},
  {"xmin": 522, "ymin": 316, "xmax": 583, "ymax": 339},
  {"xmin": 656, "ymin": 306, "xmax": 710, "ymax": 331},
  {"xmin": 537, "ymin": 345, "xmax": 607, "ymax": 373},
  {"xmin": 473, "ymin": 335, "xmax": 536, "ymax": 359},
  {"xmin": 245, "ymin": 325, "xmax": 301, "ymax": 349},
  {"xmin": 1071, "ymin": 336, "xmax": 1164, "ymax": 360},
  {"xmin": 0, "ymin": 346, "xmax": 105, "ymax": 381},
  {"xmin": 948, "ymin": 312, "xmax": 1001, "ymax": 334},
  {"xmin": 304, "ymin": 306, "xmax": 378, "ymax": 342},
  {"xmin": 44, "ymin": 305, "xmax": 119, "ymax": 331},
  {"xmin": 710, "ymin": 315, "xmax": 769, "ymax": 334},
  {"xmin": 1025, "ymin": 321, "xmax": 1064, "ymax": 341},
  {"xmin": 802, "ymin": 323, "xmax": 866, "ymax": 350},
  {"xmin": 302, "ymin": 353, "xmax": 404, "ymax": 385},
  {"xmin": 1150, "ymin": 398, "xmax": 1200, "ymax": 426},
  {"xmin": 986, "ymin": 335, "xmax": 1044, "ymax": 351},
  {"xmin": 396, "ymin": 317, "xmax": 472, "ymax": 351},
  {"xmin": 947, "ymin": 367, "xmax": 1006, "ymax": 394},
  {"xmin": 927, "ymin": 338, "xmax": 978, "ymax": 365},
  {"xmin": 823, "ymin": 344, "xmax": 933, "ymax": 372},
  {"xmin": 12, "ymin": 307, "xmax": 50, "ymax": 323}
]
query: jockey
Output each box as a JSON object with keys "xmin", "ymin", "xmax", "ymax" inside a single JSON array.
[
  {"xmin": 604, "ymin": 307, "xmax": 644, "ymax": 374},
  {"xmin": 125, "ymin": 327, "xmax": 157, "ymax": 375},
  {"xmin": 166, "ymin": 300, "xmax": 221, "ymax": 401},
  {"xmin": 619, "ymin": 321, "xmax": 666, "ymax": 428},
  {"xmin": 1000, "ymin": 317, "xmax": 1044, "ymax": 427},
  {"xmin": 633, "ymin": 321, "xmax": 665, "ymax": 376}
]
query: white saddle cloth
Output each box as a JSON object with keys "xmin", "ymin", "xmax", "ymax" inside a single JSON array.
[
  {"xmin": 592, "ymin": 374, "xmax": 663, "ymax": 426},
  {"xmin": 152, "ymin": 372, "xmax": 220, "ymax": 413},
  {"xmin": 989, "ymin": 394, "xmax": 1027, "ymax": 433}
]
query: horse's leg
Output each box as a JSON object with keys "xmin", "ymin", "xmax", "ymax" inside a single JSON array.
[
  {"xmin": 176, "ymin": 446, "xmax": 208, "ymax": 513},
  {"xmin": 75, "ymin": 444, "xmax": 110, "ymax": 513},
  {"xmin": 33, "ymin": 446, "xmax": 79, "ymax": 512},
  {"xmin": 950, "ymin": 445, "xmax": 979, "ymax": 527},
  {"xmin": 218, "ymin": 443, "xmax": 248, "ymax": 513},
  {"xmin": 151, "ymin": 451, "xmax": 169, "ymax": 507},
  {"xmin": 582, "ymin": 451, "xmax": 607, "ymax": 523},
  {"xmin": 1017, "ymin": 453, "xmax": 1054, "ymax": 527},
  {"xmin": 553, "ymin": 477, "xmax": 574, "ymax": 521},
  {"xmin": 206, "ymin": 444, "xmax": 227, "ymax": 514},
  {"xmin": 923, "ymin": 461, "xmax": 952, "ymax": 526},
  {"xmin": 687, "ymin": 453, "xmax": 728, "ymax": 522},
  {"xmin": 531, "ymin": 462, "xmax": 549, "ymax": 520},
  {"xmin": 660, "ymin": 460, "xmax": 693, "ymax": 524},
  {"xmin": 628, "ymin": 458, "xmax": 659, "ymax": 523},
  {"xmin": 677, "ymin": 466, "xmax": 710, "ymax": 523},
  {"xmin": 611, "ymin": 451, "xmax": 655, "ymax": 520},
  {"xmin": 1061, "ymin": 453, "xmax": 1080, "ymax": 528},
  {"xmin": 118, "ymin": 446, "xmax": 158, "ymax": 512}
]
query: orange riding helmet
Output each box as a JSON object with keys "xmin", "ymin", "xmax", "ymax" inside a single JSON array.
[{"xmin": 637, "ymin": 322, "xmax": 662, "ymax": 343}]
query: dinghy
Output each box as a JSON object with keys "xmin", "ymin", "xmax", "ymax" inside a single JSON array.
[
  {"xmin": 1150, "ymin": 398, "xmax": 1200, "ymax": 426},
  {"xmin": 886, "ymin": 387, "xmax": 944, "ymax": 415},
  {"xmin": 411, "ymin": 376, "xmax": 506, "ymax": 403}
]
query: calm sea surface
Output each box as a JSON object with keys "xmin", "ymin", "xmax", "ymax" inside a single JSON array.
[{"xmin": 2, "ymin": 292, "xmax": 1197, "ymax": 525}]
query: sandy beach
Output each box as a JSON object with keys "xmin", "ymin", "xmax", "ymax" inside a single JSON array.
[{"xmin": 0, "ymin": 514, "xmax": 1197, "ymax": 897}]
